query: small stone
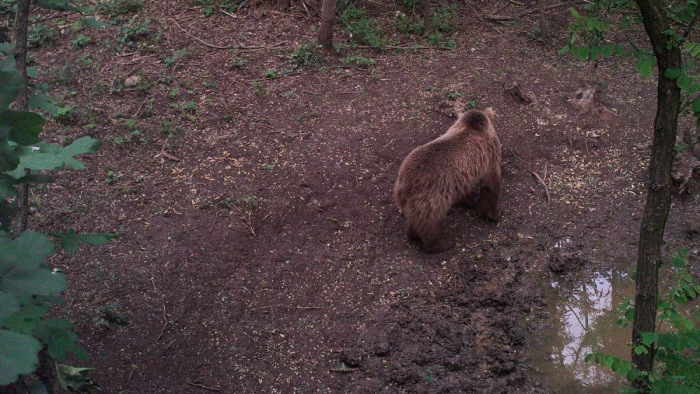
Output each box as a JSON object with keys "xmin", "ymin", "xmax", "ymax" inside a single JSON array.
[{"xmin": 124, "ymin": 75, "xmax": 141, "ymax": 88}]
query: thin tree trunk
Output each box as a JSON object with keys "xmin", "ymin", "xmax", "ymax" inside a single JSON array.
[
  {"xmin": 538, "ymin": 0, "xmax": 547, "ymax": 40},
  {"xmin": 12, "ymin": 0, "xmax": 30, "ymax": 238},
  {"xmin": 422, "ymin": 0, "xmax": 431, "ymax": 35},
  {"xmin": 632, "ymin": 0, "xmax": 682, "ymax": 390},
  {"xmin": 318, "ymin": 0, "xmax": 337, "ymax": 51},
  {"xmin": 12, "ymin": 2, "xmax": 58, "ymax": 391}
]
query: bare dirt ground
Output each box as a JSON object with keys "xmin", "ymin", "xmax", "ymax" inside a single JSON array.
[{"xmin": 26, "ymin": 0, "xmax": 700, "ymax": 392}]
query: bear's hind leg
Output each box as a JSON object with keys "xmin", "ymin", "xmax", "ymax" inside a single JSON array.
[{"xmin": 481, "ymin": 172, "xmax": 502, "ymax": 222}]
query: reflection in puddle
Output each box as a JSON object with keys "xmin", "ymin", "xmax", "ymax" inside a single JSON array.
[{"xmin": 527, "ymin": 270, "xmax": 634, "ymax": 393}]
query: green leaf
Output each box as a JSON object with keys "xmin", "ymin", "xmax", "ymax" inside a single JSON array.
[
  {"xmin": 57, "ymin": 364, "xmax": 99, "ymax": 393},
  {"xmin": 34, "ymin": 319, "xmax": 88, "ymax": 361},
  {"xmin": 614, "ymin": 45, "xmax": 629, "ymax": 57},
  {"xmin": 569, "ymin": 7, "xmax": 580, "ymax": 19},
  {"xmin": 0, "ymin": 329, "xmax": 42, "ymax": 385},
  {"xmin": 62, "ymin": 136, "xmax": 101, "ymax": 157},
  {"xmin": 26, "ymin": 68, "xmax": 39, "ymax": 79},
  {"xmin": 625, "ymin": 308, "xmax": 635, "ymax": 321},
  {"xmin": 12, "ymin": 231, "xmax": 55, "ymax": 266},
  {"xmin": 637, "ymin": 58, "xmax": 654, "ymax": 78},
  {"xmin": 28, "ymin": 93, "xmax": 59, "ymax": 114},
  {"xmin": 0, "ymin": 174, "xmax": 18, "ymax": 198},
  {"xmin": 677, "ymin": 74, "xmax": 694, "ymax": 91},
  {"xmin": 601, "ymin": 45, "xmax": 614, "ymax": 58},
  {"xmin": 2, "ymin": 304, "xmax": 49, "ymax": 334},
  {"xmin": 34, "ymin": 0, "xmax": 79, "ymax": 12},
  {"xmin": 665, "ymin": 68, "xmax": 682, "ymax": 80},
  {"xmin": 641, "ymin": 332, "xmax": 658, "ymax": 347},
  {"xmin": 0, "ymin": 291, "xmax": 19, "ymax": 321},
  {"xmin": 0, "ymin": 71, "xmax": 23, "ymax": 109},
  {"xmin": 0, "ymin": 58, "xmax": 15, "ymax": 71},
  {"xmin": 0, "ymin": 232, "xmax": 64, "ymax": 299},
  {"xmin": 82, "ymin": 17, "xmax": 108, "ymax": 29},
  {"xmin": 21, "ymin": 153, "xmax": 65, "ymax": 170},
  {"xmin": 571, "ymin": 46, "xmax": 589, "ymax": 60},
  {"xmin": 693, "ymin": 45, "xmax": 700, "ymax": 58},
  {"xmin": 0, "ymin": 110, "xmax": 46, "ymax": 145},
  {"xmin": 634, "ymin": 345, "xmax": 648, "ymax": 355},
  {"xmin": 60, "ymin": 232, "xmax": 116, "ymax": 254}
]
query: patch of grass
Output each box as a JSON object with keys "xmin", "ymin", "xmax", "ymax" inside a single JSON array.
[
  {"xmin": 251, "ymin": 81, "xmax": 267, "ymax": 95},
  {"xmin": 445, "ymin": 90, "xmax": 464, "ymax": 100},
  {"xmin": 164, "ymin": 48, "xmax": 187, "ymax": 67},
  {"xmin": 28, "ymin": 23, "xmax": 55, "ymax": 48},
  {"xmin": 427, "ymin": 32, "xmax": 443, "ymax": 46},
  {"xmin": 394, "ymin": 11, "xmax": 423, "ymax": 36},
  {"xmin": 52, "ymin": 106, "xmax": 73, "ymax": 124},
  {"xmin": 291, "ymin": 42, "xmax": 321, "ymax": 67},
  {"xmin": 340, "ymin": 2, "xmax": 386, "ymax": 49},
  {"xmin": 431, "ymin": 6, "xmax": 457, "ymax": 33},
  {"xmin": 169, "ymin": 87, "xmax": 180, "ymax": 100},
  {"xmin": 339, "ymin": 56, "xmax": 375, "ymax": 68},
  {"xmin": 97, "ymin": 0, "xmax": 144, "ymax": 17},
  {"xmin": 118, "ymin": 19, "xmax": 158, "ymax": 50},
  {"xmin": 198, "ymin": 0, "xmax": 245, "ymax": 16},
  {"xmin": 180, "ymin": 101, "xmax": 197, "ymax": 113},
  {"xmin": 230, "ymin": 57, "xmax": 249, "ymax": 69},
  {"xmin": 72, "ymin": 34, "xmax": 92, "ymax": 49},
  {"xmin": 97, "ymin": 303, "xmax": 130, "ymax": 327},
  {"xmin": 296, "ymin": 111, "xmax": 319, "ymax": 123},
  {"xmin": 264, "ymin": 69, "xmax": 277, "ymax": 78}
]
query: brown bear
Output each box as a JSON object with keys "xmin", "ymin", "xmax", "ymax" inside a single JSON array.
[{"xmin": 394, "ymin": 108, "xmax": 502, "ymax": 253}]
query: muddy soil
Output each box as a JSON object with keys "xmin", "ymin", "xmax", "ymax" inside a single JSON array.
[{"xmin": 25, "ymin": 0, "xmax": 700, "ymax": 392}]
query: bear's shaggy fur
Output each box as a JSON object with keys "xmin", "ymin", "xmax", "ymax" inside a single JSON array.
[{"xmin": 394, "ymin": 108, "xmax": 502, "ymax": 253}]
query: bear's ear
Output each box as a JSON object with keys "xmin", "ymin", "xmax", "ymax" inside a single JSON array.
[{"xmin": 484, "ymin": 107, "xmax": 495, "ymax": 121}]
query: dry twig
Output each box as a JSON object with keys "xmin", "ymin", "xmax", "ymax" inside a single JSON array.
[
  {"xmin": 186, "ymin": 380, "xmax": 222, "ymax": 392},
  {"xmin": 531, "ymin": 171, "xmax": 551, "ymax": 208}
]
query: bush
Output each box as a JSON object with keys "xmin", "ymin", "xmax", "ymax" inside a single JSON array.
[
  {"xmin": 291, "ymin": 43, "xmax": 321, "ymax": 67},
  {"xmin": 340, "ymin": 2, "xmax": 386, "ymax": 48}
]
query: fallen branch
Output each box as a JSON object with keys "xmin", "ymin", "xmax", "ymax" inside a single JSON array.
[
  {"xmin": 170, "ymin": 18, "xmax": 286, "ymax": 50},
  {"xmin": 488, "ymin": 1, "xmax": 580, "ymax": 21},
  {"xmin": 329, "ymin": 367, "xmax": 359, "ymax": 373},
  {"xmin": 253, "ymin": 304, "xmax": 324, "ymax": 311},
  {"xmin": 151, "ymin": 278, "xmax": 168, "ymax": 342},
  {"xmin": 338, "ymin": 44, "xmax": 453, "ymax": 50},
  {"xmin": 531, "ymin": 171, "xmax": 551, "ymax": 208},
  {"xmin": 160, "ymin": 151, "xmax": 181, "ymax": 162}
]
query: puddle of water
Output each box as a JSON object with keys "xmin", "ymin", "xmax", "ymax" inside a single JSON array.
[{"xmin": 527, "ymin": 269, "xmax": 634, "ymax": 393}]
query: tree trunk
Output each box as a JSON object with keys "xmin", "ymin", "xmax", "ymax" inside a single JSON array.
[
  {"xmin": 422, "ymin": 0, "xmax": 431, "ymax": 35},
  {"xmin": 12, "ymin": 0, "xmax": 30, "ymax": 238},
  {"xmin": 632, "ymin": 0, "xmax": 682, "ymax": 390},
  {"xmin": 318, "ymin": 0, "xmax": 337, "ymax": 51}
]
